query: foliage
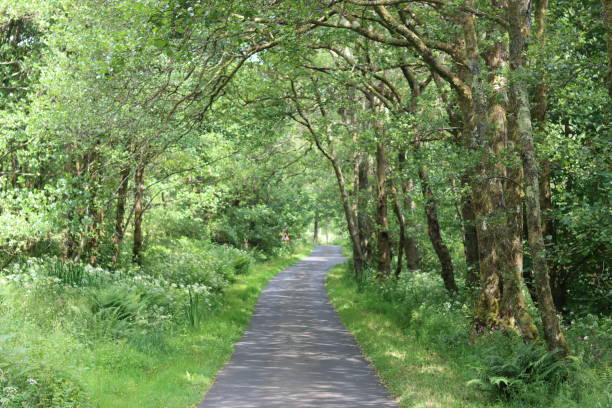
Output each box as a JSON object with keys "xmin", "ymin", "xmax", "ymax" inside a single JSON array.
[
  {"xmin": 0, "ymin": 331, "xmax": 90, "ymax": 408},
  {"xmin": 357, "ymin": 266, "xmax": 469, "ymax": 347},
  {"xmin": 0, "ymin": 234, "xmax": 310, "ymax": 406},
  {"xmin": 565, "ymin": 313, "xmax": 611, "ymax": 365},
  {"xmin": 143, "ymin": 238, "xmax": 237, "ymax": 291},
  {"xmin": 468, "ymin": 339, "xmax": 579, "ymax": 405},
  {"xmin": 0, "ymin": 0, "xmax": 609, "ymax": 405},
  {"xmin": 0, "ymin": 366, "xmax": 90, "ymax": 408},
  {"xmin": 328, "ymin": 262, "xmax": 612, "ymax": 408}
]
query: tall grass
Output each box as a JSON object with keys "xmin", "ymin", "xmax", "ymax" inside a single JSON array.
[
  {"xmin": 0, "ymin": 241, "xmax": 311, "ymax": 408},
  {"xmin": 326, "ymin": 263, "xmax": 611, "ymax": 408},
  {"xmin": 49, "ymin": 259, "xmax": 87, "ymax": 286},
  {"xmin": 184, "ymin": 288, "xmax": 205, "ymax": 328}
]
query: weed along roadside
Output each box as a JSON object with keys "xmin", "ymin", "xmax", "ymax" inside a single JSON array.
[
  {"xmin": 325, "ymin": 262, "xmax": 611, "ymax": 408},
  {"xmin": 0, "ymin": 243, "xmax": 311, "ymax": 408},
  {"xmin": 89, "ymin": 244, "xmax": 313, "ymax": 408}
]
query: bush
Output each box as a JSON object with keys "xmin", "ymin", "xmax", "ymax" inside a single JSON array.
[
  {"xmin": 48, "ymin": 260, "xmax": 87, "ymax": 286},
  {"xmin": 1, "ymin": 256, "xmax": 206, "ymax": 341},
  {"xmin": 143, "ymin": 238, "xmax": 235, "ymax": 291},
  {"xmin": 0, "ymin": 346, "xmax": 90, "ymax": 408},
  {"xmin": 231, "ymin": 251, "xmax": 252, "ymax": 275},
  {"xmin": 86, "ymin": 286, "xmax": 148, "ymax": 339},
  {"xmin": 565, "ymin": 313, "xmax": 611, "ymax": 365},
  {"xmin": 0, "ymin": 368, "xmax": 90, "ymax": 408},
  {"xmin": 468, "ymin": 334, "xmax": 582, "ymax": 405},
  {"xmin": 355, "ymin": 268, "xmax": 469, "ymax": 347},
  {"xmin": 215, "ymin": 203, "xmax": 306, "ymax": 256}
]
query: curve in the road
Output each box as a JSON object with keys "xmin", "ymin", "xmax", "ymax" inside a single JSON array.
[{"xmin": 199, "ymin": 245, "xmax": 398, "ymax": 408}]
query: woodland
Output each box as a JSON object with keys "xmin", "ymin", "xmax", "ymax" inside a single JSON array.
[{"xmin": 0, "ymin": 0, "xmax": 610, "ymax": 407}]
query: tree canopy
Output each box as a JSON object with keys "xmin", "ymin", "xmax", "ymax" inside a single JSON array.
[{"xmin": 0, "ymin": 0, "xmax": 610, "ymax": 406}]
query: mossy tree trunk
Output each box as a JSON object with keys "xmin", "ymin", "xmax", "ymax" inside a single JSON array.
[
  {"xmin": 375, "ymin": 140, "xmax": 392, "ymax": 278},
  {"xmin": 132, "ymin": 163, "xmax": 145, "ymax": 266},
  {"xmin": 459, "ymin": 177, "xmax": 480, "ymax": 285},
  {"xmin": 460, "ymin": 4, "xmax": 536, "ymax": 338},
  {"xmin": 507, "ymin": 0, "xmax": 570, "ymax": 355},
  {"xmin": 398, "ymin": 151, "xmax": 421, "ymax": 271},
  {"xmin": 112, "ymin": 166, "xmax": 130, "ymax": 265},
  {"xmin": 416, "ymin": 155, "xmax": 457, "ymax": 292},
  {"xmin": 357, "ymin": 156, "xmax": 373, "ymax": 263}
]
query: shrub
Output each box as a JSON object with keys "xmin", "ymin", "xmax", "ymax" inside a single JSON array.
[
  {"xmin": 86, "ymin": 286, "xmax": 148, "ymax": 339},
  {"xmin": 468, "ymin": 336, "xmax": 581, "ymax": 405},
  {"xmin": 143, "ymin": 238, "xmax": 233, "ymax": 291},
  {"xmin": 355, "ymin": 268, "xmax": 469, "ymax": 347},
  {"xmin": 207, "ymin": 245, "xmax": 253, "ymax": 275},
  {"xmin": 231, "ymin": 251, "xmax": 252, "ymax": 275},
  {"xmin": 565, "ymin": 313, "xmax": 611, "ymax": 365},
  {"xmin": 0, "ymin": 357, "xmax": 90, "ymax": 408},
  {"xmin": 215, "ymin": 203, "xmax": 306, "ymax": 256}
]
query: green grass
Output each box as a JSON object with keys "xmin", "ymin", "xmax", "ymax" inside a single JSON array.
[
  {"xmin": 325, "ymin": 263, "xmax": 500, "ymax": 408},
  {"xmin": 325, "ymin": 262, "xmax": 612, "ymax": 408},
  {"xmin": 79, "ymin": 245, "xmax": 312, "ymax": 408}
]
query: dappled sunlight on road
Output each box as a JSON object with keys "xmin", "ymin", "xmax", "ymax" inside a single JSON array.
[{"xmin": 199, "ymin": 246, "xmax": 398, "ymax": 408}]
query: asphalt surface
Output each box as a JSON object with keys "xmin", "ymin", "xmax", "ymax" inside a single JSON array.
[{"xmin": 199, "ymin": 245, "xmax": 398, "ymax": 408}]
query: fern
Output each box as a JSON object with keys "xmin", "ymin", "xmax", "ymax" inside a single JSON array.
[{"xmin": 469, "ymin": 339, "xmax": 579, "ymax": 404}]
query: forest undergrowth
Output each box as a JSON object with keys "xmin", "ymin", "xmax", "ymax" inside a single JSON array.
[
  {"xmin": 0, "ymin": 236, "xmax": 310, "ymax": 407},
  {"xmin": 326, "ymin": 259, "xmax": 611, "ymax": 408}
]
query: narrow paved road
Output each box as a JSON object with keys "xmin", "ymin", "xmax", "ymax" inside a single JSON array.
[{"xmin": 199, "ymin": 246, "xmax": 398, "ymax": 408}]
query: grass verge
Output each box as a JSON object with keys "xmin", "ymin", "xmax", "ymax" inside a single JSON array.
[
  {"xmin": 325, "ymin": 262, "xmax": 499, "ymax": 408},
  {"xmin": 80, "ymin": 245, "xmax": 312, "ymax": 408}
]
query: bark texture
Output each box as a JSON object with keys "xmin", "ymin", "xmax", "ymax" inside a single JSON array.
[
  {"xmin": 313, "ymin": 211, "xmax": 319, "ymax": 244},
  {"xmin": 375, "ymin": 141, "xmax": 392, "ymax": 278},
  {"xmin": 457, "ymin": 4, "xmax": 537, "ymax": 338},
  {"xmin": 417, "ymin": 161, "xmax": 457, "ymax": 292},
  {"xmin": 507, "ymin": 0, "xmax": 570, "ymax": 355},
  {"xmin": 460, "ymin": 176, "xmax": 480, "ymax": 285},
  {"xmin": 357, "ymin": 155, "xmax": 373, "ymax": 263},
  {"xmin": 132, "ymin": 164, "xmax": 145, "ymax": 265},
  {"xmin": 532, "ymin": 0, "xmax": 566, "ymax": 311},
  {"xmin": 112, "ymin": 166, "xmax": 130, "ymax": 264},
  {"xmin": 391, "ymin": 185, "xmax": 406, "ymax": 277},
  {"xmin": 398, "ymin": 152, "xmax": 421, "ymax": 271}
]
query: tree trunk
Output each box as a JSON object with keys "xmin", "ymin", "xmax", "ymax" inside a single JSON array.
[
  {"xmin": 397, "ymin": 151, "xmax": 421, "ymax": 271},
  {"xmin": 391, "ymin": 185, "xmax": 406, "ymax": 278},
  {"xmin": 532, "ymin": 0, "xmax": 566, "ymax": 312},
  {"xmin": 484, "ymin": 36, "xmax": 539, "ymax": 340},
  {"xmin": 507, "ymin": 0, "xmax": 570, "ymax": 355},
  {"xmin": 332, "ymin": 159, "xmax": 365, "ymax": 279},
  {"xmin": 458, "ymin": 1, "xmax": 505, "ymax": 317},
  {"xmin": 459, "ymin": 175, "xmax": 479, "ymax": 285},
  {"xmin": 313, "ymin": 210, "xmax": 319, "ymax": 244},
  {"xmin": 132, "ymin": 164, "xmax": 145, "ymax": 266},
  {"xmin": 458, "ymin": 1, "xmax": 510, "ymax": 315},
  {"xmin": 357, "ymin": 154, "xmax": 373, "ymax": 263},
  {"xmin": 375, "ymin": 141, "xmax": 392, "ymax": 278},
  {"xmin": 416, "ymin": 160, "xmax": 457, "ymax": 292},
  {"xmin": 112, "ymin": 166, "xmax": 130, "ymax": 264},
  {"xmin": 305, "ymin": 102, "xmax": 365, "ymax": 278},
  {"xmin": 458, "ymin": 7, "xmax": 536, "ymax": 338}
]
